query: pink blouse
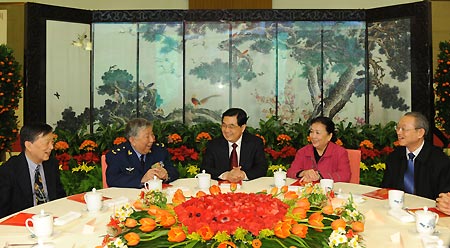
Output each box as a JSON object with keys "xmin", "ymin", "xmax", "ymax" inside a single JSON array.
[{"xmin": 286, "ymin": 142, "xmax": 351, "ymax": 182}]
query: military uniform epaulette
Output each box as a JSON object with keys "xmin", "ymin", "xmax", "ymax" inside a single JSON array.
[{"xmin": 111, "ymin": 145, "xmax": 127, "ymax": 155}]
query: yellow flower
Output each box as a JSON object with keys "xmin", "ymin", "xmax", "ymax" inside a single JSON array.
[
  {"xmin": 371, "ymin": 163, "xmax": 386, "ymax": 171},
  {"xmin": 360, "ymin": 162, "xmax": 368, "ymax": 171},
  {"xmin": 335, "ymin": 138, "xmax": 343, "ymax": 146},
  {"xmin": 268, "ymin": 164, "xmax": 287, "ymax": 172},
  {"xmin": 72, "ymin": 162, "xmax": 95, "ymax": 173},
  {"xmin": 187, "ymin": 165, "xmax": 200, "ymax": 176}
]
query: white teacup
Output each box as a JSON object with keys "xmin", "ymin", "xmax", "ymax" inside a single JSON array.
[
  {"xmin": 388, "ymin": 190, "xmax": 404, "ymax": 209},
  {"xmin": 320, "ymin": 179, "xmax": 334, "ymax": 192},
  {"xmin": 144, "ymin": 176, "xmax": 163, "ymax": 191},
  {"xmin": 274, "ymin": 169, "xmax": 287, "ymax": 188},
  {"xmin": 195, "ymin": 170, "xmax": 211, "ymax": 189},
  {"xmin": 84, "ymin": 188, "xmax": 103, "ymax": 212},
  {"xmin": 25, "ymin": 210, "xmax": 53, "ymax": 238},
  {"xmin": 416, "ymin": 207, "xmax": 439, "ymax": 235}
]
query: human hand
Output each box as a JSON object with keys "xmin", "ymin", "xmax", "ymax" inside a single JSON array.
[
  {"xmin": 224, "ymin": 167, "xmax": 245, "ymax": 182},
  {"xmin": 299, "ymin": 169, "xmax": 321, "ymax": 183},
  {"xmin": 142, "ymin": 167, "xmax": 168, "ymax": 182},
  {"xmin": 436, "ymin": 192, "xmax": 450, "ymax": 215}
]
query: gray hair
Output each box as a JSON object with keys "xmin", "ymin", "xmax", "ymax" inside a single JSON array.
[
  {"xmin": 125, "ymin": 118, "xmax": 153, "ymax": 139},
  {"xmin": 404, "ymin": 112, "xmax": 429, "ymax": 135}
]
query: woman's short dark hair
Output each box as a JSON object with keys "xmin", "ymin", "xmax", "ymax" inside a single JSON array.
[
  {"xmin": 310, "ymin": 116, "xmax": 337, "ymax": 142},
  {"xmin": 222, "ymin": 108, "xmax": 248, "ymax": 126},
  {"xmin": 20, "ymin": 123, "xmax": 53, "ymax": 150}
]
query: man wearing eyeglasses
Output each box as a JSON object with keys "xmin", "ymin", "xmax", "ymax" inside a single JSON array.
[
  {"xmin": 201, "ymin": 108, "xmax": 268, "ymax": 183},
  {"xmin": 381, "ymin": 112, "xmax": 450, "ymax": 200}
]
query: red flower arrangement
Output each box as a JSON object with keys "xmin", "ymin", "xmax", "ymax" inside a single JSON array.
[
  {"xmin": 100, "ymin": 184, "xmax": 365, "ymax": 248},
  {"xmin": 174, "ymin": 192, "xmax": 289, "ymax": 236},
  {"xmin": 167, "ymin": 145, "xmax": 199, "ymax": 162}
]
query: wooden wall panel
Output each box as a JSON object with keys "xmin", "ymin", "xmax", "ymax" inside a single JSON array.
[{"xmin": 189, "ymin": 0, "xmax": 272, "ymax": 9}]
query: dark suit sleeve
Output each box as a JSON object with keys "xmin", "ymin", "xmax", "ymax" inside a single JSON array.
[
  {"xmin": 381, "ymin": 148, "xmax": 405, "ymax": 189},
  {"xmin": 200, "ymin": 138, "xmax": 233, "ymax": 180},
  {"xmin": 45, "ymin": 157, "xmax": 66, "ymax": 200},
  {"xmin": 240, "ymin": 134, "xmax": 268, "ymax": 180}
]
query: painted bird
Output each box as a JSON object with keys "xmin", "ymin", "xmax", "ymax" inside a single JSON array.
[{"xmin": 191, "ymin": 94, "xmax": 220, "ymax": 106}]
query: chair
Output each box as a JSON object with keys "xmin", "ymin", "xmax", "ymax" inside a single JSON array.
[
  {"xmin": 346, "ymin": 149, "xmax": 361, "ymax": 184},
  {"xmin": 101, "ymin": 155, "xmax": 109, "ymax": 188}
]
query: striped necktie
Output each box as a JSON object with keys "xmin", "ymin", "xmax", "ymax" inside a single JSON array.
[
  {"xmin": 34, "ymin": 165, "xmax": 47, "ymax": 205},
  {"xmin": 403, "ymin": 153, "xmax": 415, "ymax": 194}
]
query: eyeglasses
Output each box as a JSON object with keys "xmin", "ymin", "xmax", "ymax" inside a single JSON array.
[
  {"xmin": 394, "ymin": 125, "xmax": 420, "ymax": 132},
  {"xmin": 221, "ymin": 123, "xmax": 240, "ymax": 129}
]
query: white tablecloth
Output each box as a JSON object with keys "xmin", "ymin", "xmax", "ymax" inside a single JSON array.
[{"xmin": 0, "ymin": 177, "xmax": 449, "ymax": 248}]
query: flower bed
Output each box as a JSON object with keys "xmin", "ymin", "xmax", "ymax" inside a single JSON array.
[{"xmin": 99, "ymin": 184, "xmax": 365, "ymax": 248}]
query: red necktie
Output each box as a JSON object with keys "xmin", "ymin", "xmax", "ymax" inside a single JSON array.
[{"xmin": 230, "ymin": 143, "xmax": 238, "ymax": 169}]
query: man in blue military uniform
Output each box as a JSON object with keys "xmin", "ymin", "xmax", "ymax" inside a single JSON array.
[{"xmin": 106, "ymin": 118, "xmax": 179, "ymax": 188}]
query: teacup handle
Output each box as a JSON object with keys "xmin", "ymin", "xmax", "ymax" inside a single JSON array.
[
  {"xmin": 143, "ymin": 182, "xmax": 149, "ymax": 190},
  {"xmin": 434, "ymin": 212, "xmax": 440, "ymax": 225},
  {"xmin": 25, "ymin": 218, "xmax": 36, "ymax": 236}
]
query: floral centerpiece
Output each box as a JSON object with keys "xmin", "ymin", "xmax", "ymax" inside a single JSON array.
[
  {"xmin": 56, "ymin": 138, "xmax": 102, "ymax": 195},
  {"xmin": 99, "ymin": 183, "xmax": 365, "ymax": 248}
]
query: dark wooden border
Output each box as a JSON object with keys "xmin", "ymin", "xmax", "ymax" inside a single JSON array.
[
  {"xmin": 24, "ymin": 3, "xmax": 91, "ymax": 124},
  {"xmin": 92, "ymin": 9, "xmax": 366, "ymax": 22},
  {"xmin": 367, "ymin": 1, "xmax": 433, "ymax": 139}
]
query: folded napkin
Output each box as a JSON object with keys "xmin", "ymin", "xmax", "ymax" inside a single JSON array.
[
  {"xmin": 67, "ymin": 193, "xmax": 111, "ymax": 204},
  {"xmin": 0, "ymin": 212, "xmax": 34, "ymax": 226},
  {"xmin": 54, "ymin": 211, "xmax": 82, "ymax": 226},
  {"xmin": 406, "ymin": 207, "xmax": 449, "ymax": 218},
  {"xmin": 103, "ymin": 196, "xmax": 129, "ymax": 208},
  {"xmin": 388, "ymin": 208, "xmax": 415, "ymax": 223},
  {"xmin": 362, "ymin": 188, "xmax": 391, "ymax": 200}
]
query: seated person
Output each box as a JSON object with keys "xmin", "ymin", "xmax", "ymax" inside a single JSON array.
[
  {"xmin": 437, "ymin": 192, "xmax": 450, "ymax": 215},
  {"xmin": 287, "ymin": 116, "xmax": 351, "ymax": 183},
  {"xmin": 381, "ymin": 112, "xmax": 450, "ymax": 200},
  {"xmin": 0, "ymin": 123, "xmax": 66, "ymax": 218},
  {"xmin": 106, "ymin": 118, "xmax": 179, "ymax": 188},
  {"xmin": 201, "ymin": 108, "xmax": 268, "ymax": 183}
]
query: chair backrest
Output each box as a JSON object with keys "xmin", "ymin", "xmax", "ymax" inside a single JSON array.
[
  {"xmin": 101, "ymin": 154, "xmax": 109, "ymax": 188},
  {"xmin": 346, "ymin": 149, "xmax": 361, "ymax": 184}
]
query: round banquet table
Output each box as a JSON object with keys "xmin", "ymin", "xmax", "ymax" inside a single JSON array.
[{"xmin": 0, "ymin": 177, "xmax": 449, "ymax": 248}]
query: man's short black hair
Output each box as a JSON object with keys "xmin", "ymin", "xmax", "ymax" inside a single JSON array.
[{"xmin": 222, "ymin": 108, "xmax": 248, "ymax": 126}]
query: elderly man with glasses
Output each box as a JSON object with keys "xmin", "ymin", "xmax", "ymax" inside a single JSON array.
[{"xmin": 381, "ymin": 112, "xmax": 450, "ymax": 200}]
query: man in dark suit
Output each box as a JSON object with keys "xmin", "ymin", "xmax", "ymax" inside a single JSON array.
[
  {"xmin": 381, "ymin": 112, "xmax": 450, "ymax": 200},
  {"xmin": 0, "ymin": 123, "xmax": 66, "ymax": 218},
  {"xmin": 106, "ymin": 118, "xmax": 178, "ymax": 188},
  {"xmin": 201, "ymin": 108, "xmax": 268, "ymax": 182}
]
